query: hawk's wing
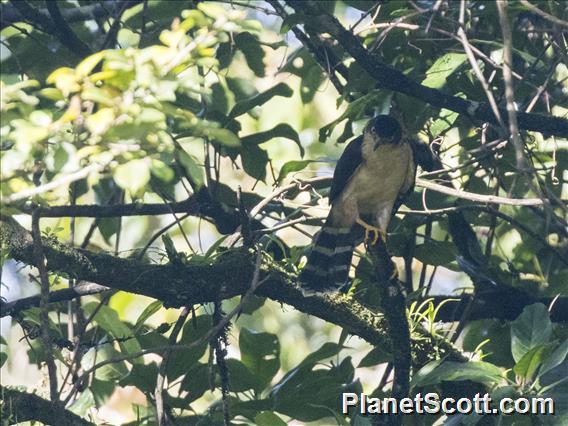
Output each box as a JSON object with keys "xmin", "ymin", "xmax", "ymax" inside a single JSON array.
[
  {"xmin": 329, "ymin": 135, "xmax": 363, "ymax": 204},
  {"xmin": 392, "ymin": 144, "xmax": 417, "ymax": 213}
]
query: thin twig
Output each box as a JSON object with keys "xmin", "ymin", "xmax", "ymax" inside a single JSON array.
[
  {"xmin": 31, "ymin": 210, "xmax": 58, "ymax": 401},
  {"xmin": 457, "ymin": 0, "xmax": 504, "ymax": 128},
  {"xmin": 497, "ymin": 1, "xmax": 526, "ymax": 171},
  {"xmin": 155, "ymin": 307, "xmax": 190, "ymax": 426},
  {"xmin": 518, "ymin": 0, "xmax": 568, "ymax": 29},
  {"xmin": 416, "ymin": 178, "xmax": 545, "ymax": 206},
  {"xmin": 3, "ymin": 163, "xmax": 102, "ymax": 205}
]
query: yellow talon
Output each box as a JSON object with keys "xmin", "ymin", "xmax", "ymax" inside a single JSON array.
[{"xmin": 356, "ymin": 218, "xmax": 386, "ymax": 245}]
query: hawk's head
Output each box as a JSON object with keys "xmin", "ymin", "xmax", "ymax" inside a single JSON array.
[{"xmin": 364, "ymin": 115, "xmax": 402, "ymax": 150}]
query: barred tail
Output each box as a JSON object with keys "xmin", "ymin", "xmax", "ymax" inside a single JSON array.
[{"xmin": 299, "ymin": 220, "xmax": 355, "ymax": 295}]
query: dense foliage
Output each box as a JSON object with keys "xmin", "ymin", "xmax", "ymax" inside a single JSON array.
[{"xmin": 1, "ymin": 1, "xmax": 567, "ymax": 425}]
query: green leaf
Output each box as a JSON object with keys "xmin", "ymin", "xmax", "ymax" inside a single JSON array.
[
  {"xmin": 319, "ymin": 91, "xmax": 382, "ymax": 142},
  {"xmin": 217, "ymin": 42, "xmax": 234, "ymax": 69},
  {"xmin": 430, "ymin": 108, "xmax": 459, "ymax": 137},
  {"xmin": 90, "ymin": 379, "xmax": 115, "ymax": 408},
  {"xmin": 411, "ymin": 360, "xmax": 503, "ymax": 388},
  {"xmin": 540, "ymin": 339, "xmax": 568, "ymax": 377},
  {"xmin": 11, "ymin": 119, "xmax": 49, "ymax": 145},
  {"xmin": 119, "ymin": 362, "xmax": 158, "ymax": 393},
  {"xmin": 179, "ymin": 363, "xmax": 210, "ymax": 403},
  {"xmin": 513, "ymin": 344, "xmax": 551, "ymax": 382},
  {"xmin": 275, "ymin": 158, "xmax": 313, "ymax": 185},
  {"xmin": 150, "ymin": 159, "xmax": 175, "ymax": 183},
  {"xmin": 241, "ymin": 123, "xmax": 304, "ymax": 156},
  {"xmin": 176, "ymin": 149, "xmax": 204, "ymax": 188},
  {"xmin": 206, "ymin": 127, "xmax": 241, "ymax": 147},
  {"xmin": 83, "ymin": 302, "xmax": 142, "ymax": 357},
  {"xmin": 235, "ymin": 32, "xmax": 265, "ymax": 77},
  {"xmin": 539, "ymin": 359, "xmax": 568, "ymax": 391},
  {"xmin": 511, "ymin": 303, "xmax": 552, "ymax": 363},
  {"xmin": 133, "ymin": 300, "xmax": 163, "ymax": 333},
  {"xmin": 82, "ymin": 344, "xmax": 129, "ymax": 380},
  {"xmin": 300, "ymin": 64, "xmax": 325, "ymax": 103},
  {"xmin": 229, "ymin": 83, "xmax": 293, "ymax": 118},
  {"xmin": 203, "ymin": 235, "xmax": 229, "ymax": 258},
  {"xmin": 167, "ymin": 315, "xmax": 211, "ymax": 380},
  {"xmin": 358, "ymin": 346, "xmax": 392, "ymax": 367},
  {"xmin": 297, "ymin": 342, "xmax": 343, "ymax": 370},
  {"xmin": 209, "ymin": 82, "xmax": 229, "ymax": 114},
  {"xmin": 239, "ymin": 328, "xmax": 280, "ymax": 392},
  {"xmin": 97, "ymin": 217, "xmax": 119, "ymax": 243},
  {"xmin": 239, "ymin": 295, "xmax": 266, "ymax": 315},
  {"xmin": 241, "ymin": 144, "xmax": 268, "ymax": 181},
  {"xmin": 422, "ymin": 53, "xmax": 467, "ymax": 89},
  {"xmin": 270, "ymin": 351, "xmax": 357, "ymax": 422},
  {"xmin": 255, "ymin": 411, "xmax": 287, "ymax": 426},
  {"xmin": 76, "ymin": 51, "xmax": 106, "ymax": 77},
  {"xmin": 85, "ymin": 107, "xmax": 115, "ymax": 134},
  {"xmin": 68, "ymin": 390, "xmax": 95, "ymax": 417},
  {"xmin": 113, "ymin": 159, "xmax": 151, "ymax": 196},
  {"xmin": 137, "ymin": 107, "xmax": 165, "ymax": 124},
  {"xmin": 226, "ymin": 358, "xmax": 260, "ymax": 392},
  {"xmin": 414, "ymin": 241, "xmax": 457, "ymax": 266}
]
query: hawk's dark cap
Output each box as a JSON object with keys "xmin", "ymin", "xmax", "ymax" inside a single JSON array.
[{"xmin": 367, "ymin": 115, "xmax": 402, "ymax": 141}]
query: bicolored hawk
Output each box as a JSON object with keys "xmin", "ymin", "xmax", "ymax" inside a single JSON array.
[{"xmin": 300, "ymin": 115, "xmax": 416, "ymax": 294}]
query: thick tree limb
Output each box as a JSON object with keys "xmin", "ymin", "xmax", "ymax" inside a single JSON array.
[
  {"xmin": 0, "ymin": 386, "xmax": 93, "ymax": 426},
  {"xmin": 282, "ymin": 0, "xmax": 568, "ymax": 137},
  {"xmin": 0, "ymin": 215, "xmax": 463, "ymax": 366}
]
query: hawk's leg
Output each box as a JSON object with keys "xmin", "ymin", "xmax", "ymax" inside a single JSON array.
[{"xmin": 356, "ymin": 217, "xmax": 386, "ymax": 245}]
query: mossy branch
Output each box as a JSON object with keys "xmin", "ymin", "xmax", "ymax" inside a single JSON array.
[
  {"xmin": 0, "ymin": 385, "xmax": 93, "ymax": 426},
  {"xmin": 0, "ymin": 216, "xmax": 464, "ymax": 366}
]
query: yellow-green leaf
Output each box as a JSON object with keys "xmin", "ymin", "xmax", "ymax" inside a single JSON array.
[
  {"xmin": 113, "ymin": 159, "xmax": 150, "ymax": 196},
  {"xmin": 76, "ymin": 51, "xmax": 106, "ymax": 78}
]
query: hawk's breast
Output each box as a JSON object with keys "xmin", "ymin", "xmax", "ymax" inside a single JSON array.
[{"xmin": 344, "ymin": 142, "xmax": 414, "ymax": 214}]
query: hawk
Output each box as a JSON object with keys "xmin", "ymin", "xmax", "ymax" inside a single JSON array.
[{"xmin": 300, "ymin": 115, "xmax": 416, "ymax": 294}]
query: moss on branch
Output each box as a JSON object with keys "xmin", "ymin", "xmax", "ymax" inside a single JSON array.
[{"xmin": 1, "ymin": 216, "xmax": 464, "ymax": 366}]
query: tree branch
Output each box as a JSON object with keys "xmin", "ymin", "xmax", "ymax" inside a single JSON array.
[
  {"xmin": 45, "ymin": 0, "xmax": 92, "ymax": 57},
  {"xmin": 281, "ymin": 0, "xmax": 568, "ymax": 137},
  {"xmin": 1, "ymin": 282, "xmax": 110, "ymax": 318},
  {"xmin": 519, "ymin": 0, "xmax": 568, "ymax": 29},
  {"xmin": 3, "ymin": 163, "xmax": 103, "ymax": 205},
  {"xmin": 8, "ymin": 0, "xmax": 55, "ymax": 32},
  {"xmin": 2, "ymin": 0, "xmax": 143, "ymax": 31},
  {"xmin": 31, "ymin": 210, "xmax": 58, "ymax": 401},
  {"xmin": 0, "ymin": 386, "xmax": 93, "ymax": 426},
  {"xmin": 367, "ymin": 240, "xmax": 411, "ymax": 425},
  {"xmin": 416, "ymin": 178, "xmax": 546, "ymax": 206},
  {"xmin": 0, "ymin": 215, "xmax": 464, "ymax": 366},
  {"xmin": 497, "ymin": 0, "xmax": 526, "ymax": 171}
]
